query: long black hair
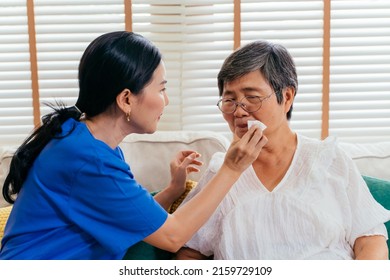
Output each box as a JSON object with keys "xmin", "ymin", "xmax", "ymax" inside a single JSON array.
[{"xmin": 2, "ymin": 31, "xmax": 162, "ymax": 203}]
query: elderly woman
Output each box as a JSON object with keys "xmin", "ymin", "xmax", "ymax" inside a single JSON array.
[{"xmin": 176, "ymin": 40, "xmax": 390, "ymax": 260}]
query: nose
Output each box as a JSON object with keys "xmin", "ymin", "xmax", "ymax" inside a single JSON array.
[
  {"xmin": 164, "ymin": 92, "xmax": 169, "ymax": 106},
  {"xmin": 233, "ymin": 102, "xmax": 249, "ymax": 117}
]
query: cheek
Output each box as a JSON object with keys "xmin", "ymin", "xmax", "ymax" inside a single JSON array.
[
  {"xmin": 144, "ymin": 96, "xmax": 165, "ymax": 112},
  {"xmin": 223, "ymin": 114, "xmax": 235, "ymax": 130}
]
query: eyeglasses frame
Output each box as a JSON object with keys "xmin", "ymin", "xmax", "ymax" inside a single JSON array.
[{"xmin": 216, "ymin": 92, "xmax": 273, "ymax": 114}]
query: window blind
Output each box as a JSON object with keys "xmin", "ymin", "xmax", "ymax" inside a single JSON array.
[
  {"xmin": 0, "ymin": 1, "xmax": 32, "ymax": 145},
  {"xmin": 330, "ymin": 0, "xmax": 390, "ymax": 143},
  {"xmin": 132, "ymin": 1, "xmax": 234, "ymax": 132},
  {"xmin": 0, "ymin": 0, "xmax": 126, "ymax": 146},
  {"xmin": 132, "ymin": 1, "xmax": 183, "ymax": 130},
  {"xmin": 181, "ymin": 1, "xmax": 234, "ymax": 133},
  {"xmin": 34, "ymin": 0, "xmax": 126, "ymax": 117},
  {"xmin": 0, "ymin": 0, "xmax": 389, "ymax": 145}
]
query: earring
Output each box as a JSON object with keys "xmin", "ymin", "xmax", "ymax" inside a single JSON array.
[{"xmin": 126, "ymin": 111, "xmax": 131, "ymax": 122}]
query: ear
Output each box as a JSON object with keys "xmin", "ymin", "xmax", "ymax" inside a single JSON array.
[
  {"xmin": 116, "ymin": 88, "xmax": 133, "ymax": 113},
  {"xmin": 283, "ymin": 87, "xmax": 295, "ymax": 114}
]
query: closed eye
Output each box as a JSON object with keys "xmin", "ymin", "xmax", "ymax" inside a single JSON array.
[{"xmin": 222, "ymin": 98, "xmax": 235, "ymax": 102}]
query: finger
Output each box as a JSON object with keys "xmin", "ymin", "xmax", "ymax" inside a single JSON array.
[
  {"xmin": 179, "ymin": 150, "xmax": 201, "ymax": 158},
  {"xmin": 241, "ymin": 125, "xmax": 263, "ymax": 145},
  {"xmin": 186, "ymin": 166, "xmax": 200, "ymax": 174},
  {"xmin": 179, "ymin": 152, "xmax": 200, "ymax": 167},
  {"xmin": 189, "ymin": 159, "xmax": 203, "ymax": 167},
  {"xmin": 256, "ymin": 135, "xmax": 268, "ymax": 149}
]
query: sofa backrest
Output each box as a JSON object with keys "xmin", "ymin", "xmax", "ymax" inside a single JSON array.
[
  {"xmin": 339, "ymin": 141, "xmax": 390, "ymax": 181},
  {"xmin": 119, "ymin": 131, "xmax": 230, "ymax": 192}
]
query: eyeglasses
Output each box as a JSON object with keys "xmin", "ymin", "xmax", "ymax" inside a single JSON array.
[{"xmin": 216, "ymin": 93, "xmax": 273, "ymax": 114}]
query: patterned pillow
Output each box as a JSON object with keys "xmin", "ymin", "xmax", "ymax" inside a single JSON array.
[{"xmin": 0, "ymin": 206, "xmax": 12, "ymax": 243}]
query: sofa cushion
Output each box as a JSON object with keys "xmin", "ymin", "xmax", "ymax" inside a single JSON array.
[
  {"xmin": 0, "ymin": 206, "xmax": 12, "ymax": 243},
  {"xmin": 339, "ymin": 141, "xmax": 390, "ymax": 181},
  {"xmin": 119, "ymin": 131, "xmax": 230, "ymax": 192}
]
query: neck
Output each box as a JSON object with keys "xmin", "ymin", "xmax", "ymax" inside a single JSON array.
[
  {"xmin": 252, "ymin": 128, "xmax": 297, "ymax": 191},
  {"xmin": 84, "ymin": 115, "xmax": 126, "ymax": 149},
  {"xmin": 258, "ymin": 127, "xmax": 297, "ymax": 162}
]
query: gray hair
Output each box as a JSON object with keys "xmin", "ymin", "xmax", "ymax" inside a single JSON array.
[{"xmin": 217, "ymin": 40, "xmax": 298, "ymax": 120}]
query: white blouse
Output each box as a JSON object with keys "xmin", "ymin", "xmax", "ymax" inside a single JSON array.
[{"xmin": 182, "ymin": 134, "xmax": 390, "ymax": 259}]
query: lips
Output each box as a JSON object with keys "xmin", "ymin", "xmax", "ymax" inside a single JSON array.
[
  {"xmin": 235, "ymin": 124, "xmax": 248, "ymax": 132},
  {"xmin": 236, "ymin": 121, "xmax": 248, "ymax": 129}
]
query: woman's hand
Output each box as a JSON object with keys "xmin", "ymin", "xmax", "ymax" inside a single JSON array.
[
  {"xmin": 169, "ymin": 150, "xmax": 202, "ymax": 196},
  {"xmin": 154, "ymin": 150, "xmax": 202, "ymax": 210},
  {"xmin": 223, "ymin": 125, "xmax": 267, "ymax": 175}
]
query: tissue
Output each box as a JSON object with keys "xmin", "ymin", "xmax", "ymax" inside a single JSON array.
[{"xmin": 247, "ymin": 120, "xmax": 267, "ymax": 130}]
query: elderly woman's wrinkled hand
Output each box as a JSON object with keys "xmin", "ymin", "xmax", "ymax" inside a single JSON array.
[{"xmin": 224, "ymin": 126, "xmax": 267, "ymax": 174}]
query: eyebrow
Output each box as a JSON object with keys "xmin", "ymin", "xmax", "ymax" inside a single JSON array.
[
  {"xmin": 241, "ymin": 86, "xmax": 263, "ymax": 93},
  {"xmin": 160, "ymin": 80, "xmax": 167, "ymax": 85},
  {"xmin": 223, "ymin": 86, "xmax": 263, "ymax": 96}
]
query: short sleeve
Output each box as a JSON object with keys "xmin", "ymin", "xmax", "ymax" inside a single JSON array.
[{"xmin": 342, "ymin": 149, "xmax": 390, "ymax": 245}]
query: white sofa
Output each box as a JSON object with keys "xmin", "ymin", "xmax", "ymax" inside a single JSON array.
[{"xmin": 1, "ymin": 131, "xmax": 390, "ymax": 208}]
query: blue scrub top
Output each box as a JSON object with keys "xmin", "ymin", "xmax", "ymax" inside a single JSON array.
[{"xmin": 0, "ymin": 118, "xmax": 168, "ymax": 259}]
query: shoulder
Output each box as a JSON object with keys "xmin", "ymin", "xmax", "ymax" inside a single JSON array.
[
  {"xmin": 297, "ymin": 134, "xmax": 349, "ymax": 162},
  {"xmin": 297, "ymin": 134, "xmax": 362, "ymax": 189},
  {"xmin": 41, "ymin": 119, "xmax": 128, "ymax": 173},
  {"xmin": 295, "ymin": 134, "xmax": 357, "ymax": 179},
  {"xmin": 298, "ymin": 133, "xmax": 338, "ymax": 151},
  {"xmin": 60, "ymin": 119, "xmax": 121, "ymax": 159}
]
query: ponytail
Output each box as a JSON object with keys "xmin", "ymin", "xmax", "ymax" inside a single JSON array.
[{"xmin": 2, "ymin": 103, "xmax": 82, "ymax": 204}]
